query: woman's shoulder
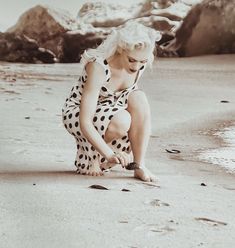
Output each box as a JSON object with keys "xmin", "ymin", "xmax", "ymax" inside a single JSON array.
[{"xmin": 82, "ymin": 51, "xmax": 111, "ymax": 80}]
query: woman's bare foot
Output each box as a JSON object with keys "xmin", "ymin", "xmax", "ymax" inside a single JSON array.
[
  {"xmin": 85, "ymin": 165, "xmax": 104, "ymax": 176},
  {"xmin": 134, "ymin": 166, "xmax": 157, "ymax": 182},
  {"xmin": 100, "ymin": 162, "xmax": 120, "ymax": 171}
]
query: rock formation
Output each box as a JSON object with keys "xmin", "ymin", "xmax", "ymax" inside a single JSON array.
[
  {"xmin": 0, "ymin": 32, "xmax": 56, "ymax": 63},
  {"xmin": 161, "ymin": 0, "xmax": 235, "ymax": 56},
  {"xmin": 7, "ymin": 5, "xmax": 78, "ymax": 58},
  {"xmin": 1, "ymin": 0, "xmax": 233, "ymax": 62}
]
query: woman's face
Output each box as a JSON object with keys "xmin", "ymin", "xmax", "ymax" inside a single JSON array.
[{"xmin": 121, "ymin": 46, "xmax": 153, "ymax": 74}]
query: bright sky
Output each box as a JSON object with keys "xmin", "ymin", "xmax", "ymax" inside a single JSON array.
[{"xmin": 0, "ymin": 0, "xmax": 143, "ymax": 32}]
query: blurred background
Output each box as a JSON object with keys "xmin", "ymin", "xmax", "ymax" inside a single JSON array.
[
  {"xmin": 0, "ymin": 0, "xmax": 234, "ymax": 63},
  {"xmin": 0, "ymin": 0, "xmax": 142, "ymax": 31}
]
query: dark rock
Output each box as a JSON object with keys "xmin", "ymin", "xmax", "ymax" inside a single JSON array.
[
  {"xmin": 166, "ymin": 0, "xmax": 235, "ymax": 56},
  {"xmin": 0, "ymin": 32, "xmax": 56, "ymax": 63},
  {"xmin": 59, "ymin": 31, "xmax": 106, "ymax": 63},
  {"xmin": 135, "ymin": 16, "xmax": 177, "ymax": 32},
  {"xmin": 7, "ymin": 5, "xmax": 78, "ymax": 59},
  {"xmin": 89, "ymin": 184, "xmax": 109, "ymax": 190}
]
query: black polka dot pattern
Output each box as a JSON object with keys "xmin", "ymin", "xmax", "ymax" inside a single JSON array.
[
  {"xmin": 61, "ymin": 55, "xmax": 145, "ymax": 174},
  {"xmin": 101, "ymin": 86, "xmax": 107, "ymax": 92}
]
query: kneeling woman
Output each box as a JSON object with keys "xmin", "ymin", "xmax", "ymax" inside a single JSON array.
[{"xmin": 62, "ymin": 22, "xmax": 161, "ymax": 182}]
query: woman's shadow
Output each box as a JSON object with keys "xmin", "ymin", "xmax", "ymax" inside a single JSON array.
[{"xmin": 0, "ymin": 169, "xmax": 133, "ymax": 182}]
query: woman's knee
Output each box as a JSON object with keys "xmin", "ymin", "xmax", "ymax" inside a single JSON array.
[
  {"xmin": 106, "ymin": 110, "xmax": 131, "ymax": 137},
  {"xmin": 127, "ymin": 90, "xmax": 150, "ymax": 115}
]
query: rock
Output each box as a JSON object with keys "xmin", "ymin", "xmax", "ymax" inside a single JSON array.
[
  {"xmin": 138, "ymin": 0, "xmax": 192, "ymax": 21},
  {"xmin": 0, "ymin": 32, "xmax": 56, "ymax": 63},
  {"xmin": 166, "ymin": 0, "xmax": 235, "ymax": 56},
  {"xmin": 6, "ymin": 1, "xmax": 230, "ymax": 61},
  {"xmin": 7, "ymin": 5, "xmax": 78, "ymax": 59},
  {"xmin": 77, "ymin": 2, "xmax": 142, "ymax": 28},
  {"xmin": 131, "ymin": 0, "xmax": 199, "ymax": 56},
  {"xmin": 135, "ymin": 15, "xmax": 179, "ymax": 32},
  {"xmin": 59, "ymin": 30, "xmax": 107, "ymax": 63}
]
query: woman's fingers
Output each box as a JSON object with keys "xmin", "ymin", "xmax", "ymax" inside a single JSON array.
[
  {"xmin": 107, "ymin": 154, "xmax": 120, "ymax": 164},
  {"xmin": 116, "ymin": 152, "xmax": 129, "ymax": 168},
  {"xmin": 113, "ymin": 156, "xmax": 120, "ymax": 164},
  {"xmin": 107, "ymin": 152, "xmax": 130, "ymax": 168},
  {"xmin": 115, "ymin": 153, "xmax": 125, "ymax": 167}
]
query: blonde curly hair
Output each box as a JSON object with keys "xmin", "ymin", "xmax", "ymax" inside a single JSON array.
[{"xmin": 80, "ymin": 22, "xmax": 161, "ymax": 69}]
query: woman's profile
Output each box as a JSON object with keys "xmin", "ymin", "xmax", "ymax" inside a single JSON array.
[{"xmin": 62, "ymin": 22, "xmax": 161, "ymax": 182}]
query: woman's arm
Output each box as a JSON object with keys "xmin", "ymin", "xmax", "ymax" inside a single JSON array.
[{"xmin": 79, "ymin": 61, "xmax": 114, "ymax": 160}]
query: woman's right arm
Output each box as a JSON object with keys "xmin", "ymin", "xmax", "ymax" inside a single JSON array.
[{"xmin": 79, "ymin": 61, "xmax": 117, "ymax": 162}]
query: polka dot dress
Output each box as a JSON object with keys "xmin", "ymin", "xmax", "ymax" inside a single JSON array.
[{"xmin": 62, "ymin": 53, "xmax": 146, "ymax": 174}]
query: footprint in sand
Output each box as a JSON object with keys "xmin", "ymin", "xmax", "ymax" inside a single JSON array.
[
  {"xmin": 133, "ymin": 223, "xmax": 175, "ymax": 235},
  {"xmin": 145, "ymin": 199, "xmax": 170, "ymax": 207},
  {"xmin": 149, "ymin": 225, "xmax": 175, "ymax": 234}
]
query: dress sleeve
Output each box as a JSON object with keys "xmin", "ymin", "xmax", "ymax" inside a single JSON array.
[{"xmin": 80, "ymin": 50, "xmax": 111, "ymax": 81}]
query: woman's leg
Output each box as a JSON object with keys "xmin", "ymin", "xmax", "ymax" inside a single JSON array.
[
  {"xmin": 127, "ymin": 90, "xmax": 157, "ymax": 182},
  {"xmin": 101, "ymin": 110, "xmax": 132, "ymax": 170},
  {"xmin": 104, "ymin": 110, "xmax": 131, "ymax": 143}
]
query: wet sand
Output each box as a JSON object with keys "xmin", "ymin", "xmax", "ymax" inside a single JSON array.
[{"xmin": 0, "ymin": 55, "xmax": 235, "ymax": 248}]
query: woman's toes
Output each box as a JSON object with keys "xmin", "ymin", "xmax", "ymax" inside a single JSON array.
[
  {"xmin": 150, "ymin": 175, "xmax": 158, "ymax": 182},
  {"xmin": 134, "ymin": 167, "xmax": 157, "ymax": 182},
  {"xmin": 145, "ymin": 176, "xmax": 151, "ymax": 182},
  {"xmin": 88, "ymin": 171, "xmax": 104, "ymax": 176}
]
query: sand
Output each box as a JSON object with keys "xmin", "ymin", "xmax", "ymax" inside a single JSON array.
[{"xmin": 0, "ymin": 55, "xmax": 235, "ymax": 248}]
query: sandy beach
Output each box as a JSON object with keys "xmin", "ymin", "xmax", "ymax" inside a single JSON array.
[{"xmin": 0, "ymin": 55, "xmax": 235, "ymax": 248}]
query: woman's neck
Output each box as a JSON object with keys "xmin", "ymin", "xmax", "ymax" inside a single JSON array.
[{"xmin": 107, "ymin": 52, "xmax": 124, "ymax": 71}]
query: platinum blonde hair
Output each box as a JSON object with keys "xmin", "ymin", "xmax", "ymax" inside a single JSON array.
[{"xmin": 80, "ymin": 22, "xmax": 161, "ymax": 69}]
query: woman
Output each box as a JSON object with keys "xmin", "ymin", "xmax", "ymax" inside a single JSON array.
[{"xmin": 62, "ymin": 22, "xmax": 161, "ymax": 182}]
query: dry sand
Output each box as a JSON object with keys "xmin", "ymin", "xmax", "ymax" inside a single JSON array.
[{"xmin": 0, "ymin": 55, "xmax": 235, "ymax": 248}]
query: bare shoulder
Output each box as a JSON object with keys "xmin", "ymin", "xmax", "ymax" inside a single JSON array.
[{"xmin": 85, "ymin": 60, "xmax": 106, "ymax": 81}]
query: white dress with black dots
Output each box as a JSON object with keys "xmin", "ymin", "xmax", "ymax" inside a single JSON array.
[{"xmin": 62, "ymin": 53, "xmax": 146, "ymax": 174}]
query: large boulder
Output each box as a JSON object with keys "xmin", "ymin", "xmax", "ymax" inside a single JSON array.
[
  {"xmin": 138, "ymin": 0, "xmax": 193, "ymax": 21},
  {"xmin": 134, "ymin": 15, "xmax": 180, "ymax": 32},
  {"xmin": 77, "ymin": 2, "xmax": 142, "ymax": 28},
  {"xmin": 73, "ymin": 0, "xmax": 195, "ymax": 59},
  {"xmin": 165, "ymin": 0, "xmax": 235, "ymax": 56},
  {"xmin": 7, "ymin": 5, "xmax": 78, "ymax": 58},
  {"xmin": 6, "ymin": 0, "xmax": 231, "ymax": 62},
  {"xmin": 0, "ymin": 32, "xmax": 56, "ymax": 63},
  {"xmin": 59, "ymin": 29, "xmax": 107, "ymax": 62}
]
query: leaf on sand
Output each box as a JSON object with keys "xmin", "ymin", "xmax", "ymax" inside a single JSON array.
[
  {"xmin": 150, "ymin": 199, "xmax": 170, "ymax": 207},
  {"xmin": 195, "ymin": 217, "xmax": 227, "ymax": 226},
  {"xmin": 165, "ymin": 149, "xmax": 181, "ymax": 154},
  {"xmin": 121, "ymin": 188, "xmax": 131, "ymax": 192},
  {"xmin": 141, "ymin": 182, "xmax": 160, "ymax": 188},
  {"xmin": 200, "ymin": 183, "xmax": 207, "ymax": 186},
  {"xmin": 119, "ymin": 220, "xmax": 128, "ymax": 223},
  {"xmin": 89, "ymin": 184, "xmax": 109, "ymax": 190}
]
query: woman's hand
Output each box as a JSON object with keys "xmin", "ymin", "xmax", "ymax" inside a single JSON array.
[{"xmin": 106, "ymin": 152, "xmax": 131, "ymax": 168}]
